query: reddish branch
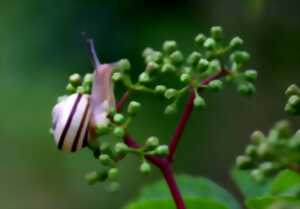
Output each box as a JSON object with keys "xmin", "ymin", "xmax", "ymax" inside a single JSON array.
[{"xmin": 118, "ymin": 68, "xmax": 230, "ymax": 209}]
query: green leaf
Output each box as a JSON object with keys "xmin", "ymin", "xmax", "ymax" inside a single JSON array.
[
  {"xmin": 246, "ymin": 196, "xmax": 300, "ymax": 209},
  {"xmin": 124, "ymin": 175, "xmax": 241, "ymax": 209},
  {"xmin": 231, "ymin": 169, "xmax": 273, "ymax": 198},
  {"xmin": 269, "ymin": 169, "xmax": 300, "ymax": 197}
]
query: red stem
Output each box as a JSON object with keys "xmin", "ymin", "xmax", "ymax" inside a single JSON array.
[
  {"xmin": 167, "ymin": 68, "xmax": 229, "ymax": 162},
  {"xmin": 116, "ymin": 90, "xmax": 130, "ymax": 112}
]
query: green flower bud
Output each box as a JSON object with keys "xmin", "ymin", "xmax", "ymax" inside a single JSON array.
[
  {"xmin": 113, "ymin": 127, "xmax": 125, "ymax": 138},
  {"xmin": 274, "ymin": 120, "xmax": 291, "ymax": 138},
  {"xmin": 289, "ymin": 135, "xmax": 300, "ymax": 150},
  {"xmin": 83, "ymin": 73, "xmax": 93, "ymax": 85},
  {"xmin": 76, "ymin": 86, "xmax": 85, "ymax": 94},
  {"xmin": 114, "ymin": 142, "xmax": 129, "ymax": 155},
  {"xmin": 170, "ymin": 51, "xmax": 184, "ymax": 64},
  {"xmin": 127, "ymin": 101, "xmax": 141, "ymax": 115},
  {"xmin": 251, "ymin": 130, "xmax": 265, "ymax": 145},
  {"xmin": 108, "ymin": 168, "xmax": 119, "ymax": 180},
  {"xmin": 236, "ymin": 155, "xmax": 253, "ymax": 169},
  {"xmin": 208, "ymin": 59, "xmax": 221, "ymax": 72},
  {"xmin": 164, "ymin": 104, "xmax": 177, "ymax": 115},
  {"xmin": 211, "ymin": 26, "xmax": 223, "ymax": 40},
  {"xmin": 229, "ymin": 36, "xmax": 244, "ymax": 49},
  {"xmin": 180, "ymin": 73, "xmax": 191, "ymax": 83},
  {"xmin": 100, "ymin": 142, "xmax": 111, "ymax": 152},
  {"xmin": 245, "ymin": 145, "xmax": 258, "ymax": 157},
  {"xmin": 99, "ymin": 154, "xmax": 113, "ymax": 166},
  {"xmin": 154, "ymin": 145, "xmax": 169, "ymax": 156},
  {"xmin": 143, "ymin": 47, "xmax": 154, "ymax": 58},
  {"xmin": 238, "ymin": 82, "xmax": 255, "ymax": 96},
  {"xmin": 251, "ymin": 169, "xmax": 265, "ymax": 182},
  {"xmin": 69, "ymin": 73, "xmax": 82, "ymax": 86},
  {"xmin": 230, "ymin": 51, "xmax": 250, "ymax": 63},
  {"xmin": 208, "ymin": 80, "xmax": 223, "ymax": 91},
  {"xmin": 96, "ymin": 124, "xmax": 110, "ymax": 136},
  {"xmin": 145, "ymin": 136, "xmax": 160, "ymax": 150},
  {"xmin": 193, "ymin": 95, "xmax": 206, "ymax": 108},
  {"xmin": 257, "ymin": 143, "xmax": 273, "ymax": 158},
  {"xmin": 163, "ymin": 40, "xmax": 177, "ymax": 54},
  {"xmin": 288, "ymin": 95, "xmax": 300, "ymax": 107},
  {"xmin": 85, "ymin": 171, "xmax": 100, "ymax": 185},
  {"xmin": 161, "ymin": 63, "xmax": 175, "ymax": 73},
  {"xmin": 285, "ymin": 84, "xmax": 300, "ymax": 97},
  {"xmin": 112, "ymin": 72, "xmax": 123, "ymax": 82},
  {"xmin": 197, "ymin": 58, "xmax": 209, "ymax": 71},
  {"xmin": 146, "ymin": 62, "xmax": 159, "ymax": 71},
  {"xmin": 66, "ymin": 83, "xmax": 76, "ymax": 93},
  {"xmin": 203, "ymin": 38, "xmax": 216, "ymax": 49},
  {"xmin": 195, "ymin": 33, "xmax": 206, "ymax": 45},
  {"xmin": 259, "ymin": 162, "xmax": 277, "ymax": 175},
  {"xmin": 187, "ymin": 51, "xmax": 202, "ymax": 65},
  {"xmin": 164, "ymin": 88, "xmax": 177, "ymax": 99},
  {"xmin": 113, "ymin": 113, "xmax": 125, "ymax": 124},
  {"xmin": 118, "ymin": 59, "xmax": 131, "ymax": 71},
  {"xmin": 155, "ymin": 85, "xmax": 167, "ymax": 94},
  {"xmin": 140, "ymin": 161, "xmax": 151, "ymax": 174},
  {"xmin": 244, "ymin": 70, "xmax": 258, "ymax": 81},
  {"xmin": 138, "ymin": 72, "xmax": 150, "ymax": 83},
  {"xmin": 284, "ymin": 103, "xmax": 298, "ymax": 115}
]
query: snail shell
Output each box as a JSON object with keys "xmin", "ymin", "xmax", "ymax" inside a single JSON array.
[{"xmin": 52, "ymin": 93, "xmax": 91, "ymax": 152}]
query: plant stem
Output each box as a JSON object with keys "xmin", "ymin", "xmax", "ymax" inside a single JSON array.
[
  {"xmin": 167, "ymin": 68, "xmax": 229, "ymax": 162},
  {"xmin": 116, "ymin": 90, "xmax": 130, "ymax": 112}
]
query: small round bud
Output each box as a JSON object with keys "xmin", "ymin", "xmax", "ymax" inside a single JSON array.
[
  {"xmin": 99, "ymin": 154, "xmax": 112, "ymax": 166},
  {"xmin": 245, "ymin": 145, "xmax": 258, "ymax": 157},
  {"xmin": 82, "ymin": 73, "xmax": 93, "ymax": 85},
  {"xmin": 108, "ymin": 168, "xmax": 119, "ymax": 180},
  {"xmin": 180, "ymin": 73, "xmax": 191, "ymax": 83},
  {"xmin": 195, "ymin": 33, "xmax": 206, "ymax": 45},
  {"xmin": 197, "ymin": 58, "xmax": 209, "ymax": 71},
  {"xmin": 170, "ymin": 51, "xmax": 184, "ymax": 64},
  {"xmin": 229, "ymin": 36, "xmax": 244, "ymax": 48},
  {"xmin": 244, "ymin": 70, "xmax": 258, "ymax": 81},
  {"xmin": 187, "ymin": 51, "xmax": 202, "ymax": 65},
  {"xmin": 118, "ymin": 59, "xmax": 131, "ymax": 71},
  {"xmin": 203, "ymin": 38, "xmax": 216, "ymax": 49},
  {"xmin": 76, "ymin": 86, "xmax": 85, "ymax": 94},
  {"xmin": 113, "ymin": 127, "xmax": 125, "ymax": 138},
  {"xmin": 285, "ymin": 84, "xmax": 300, "ymax": 97},
  {"xmin": 145, "ymin": 136, "xmax": 160, "ymax": 149},
  {"xmin": 251, "ymin": 169, "xmax": 264, "ymax": 182},
  {"xmin": 113, "ymin": 113, "xmax": 125, "ymax": 124},
  {"xmin": 127, "ymin": 101, "xmax": 141, "ymax": 115},
  {"xmin": 257, "ymin": 143, "xmax": 272, "ymax": 158},
  {"xmin": 288, "ymin": 95, "xmax": 300, "ymax": 107},
  {"xmin": 238, "ymin": 82, "xmax": 255, "ymax": 96},
  {"xmin": 208, "ymin": 80, "xmax": 223, "ymax": 91},
  {"xmin": 140, "ymin": 161, "xmax": 151, "ymax": 174},
  {"xmin": 259, "ymin": 162, "xmax": 277, "ymax": 175},
  {"xmin": 164, "ymin": 104, "xmax": 177, "ymax": 115},
  {"xmin": 164, "ymin": 88, "xmax": 177, "ymax": 99},
  {"xmin": 155, "ymin": 85, "xmax": 167, "ymax": 94},
  {"xmin": 85, "ymin": 171, "xmax": 100, "ymax": 185},
  {"xmin": 161, "ymin": 63, "xmax": 175, "ymax": 73},
  {"xmin": 211, "ymin": 26, "xmax": 223, "ymax": 40},
  {"xmin": 66, "ymin": 83, "xmax": 76, "ymax": 93},
  {"xmin": 236, "ymin": 155, "xmax": 253, "ymax": 169},
  {"xmin": 138, "ymin": 72, "xmax": 150, "ymax": 83},
  {"xmin": 146, "ymin": 62, "xmax": 159, "ymax": 71},
  {"xmin": 193, "ymin": 95, "xmax": 206, "ymax": 108},
  {"xmin": 230, "ymin": 51, "xmax": 250, "ymax": 63},
  {"xmin": 251, "ymin": 130, "xmax": 265, "ymax": 145},
  {"xmin": 112, "ymin": 72, "xmax": 123, "ymax": 82},
  {"xmin": 143, "ymin": 47, "xmax": 154, "ymax": 58},
  {"xmin": 284, "ymin": 103, "xmax": 298, "ymax": 115},
  {"xmin": 100, "ymin": 142, "xmax": 111, "ymax": 152},
  {"xmin": 114, "ymin": 142, "xmax": 129, "ymax": 155},
  {"xmin": 154, "ymin": 145, "xmax": 169, "ymax": 156},
  {"xmin": 69, "ymin": 73, "xmax": 82, "ymax": 86},
  {"xmin": 208, "ymin": 59, "xmax": 221, "ymax": 72},
  {"xmin": 163, "ymin": 40, "xmax": 177, "ymax": 54},
  {"xmin": 274, "ymin": 120, "xmax": 291, "ymax": 138},
  {"xmin": 96, "ymin": 124, "xmax": 110, "ymax": 136}
]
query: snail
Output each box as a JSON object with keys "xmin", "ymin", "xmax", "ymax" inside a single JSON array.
[{"xmin": 51, "ymin": 38, "xmax": 115, "ymax": 152}]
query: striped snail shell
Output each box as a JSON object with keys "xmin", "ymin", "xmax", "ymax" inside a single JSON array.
[
  {"xmin": 51, "ymin": 38, "xmax": 115, "ymax": 153},
  {"xmin": 52, "ymin": 93, "xmax": 91, "ymax": 152}
]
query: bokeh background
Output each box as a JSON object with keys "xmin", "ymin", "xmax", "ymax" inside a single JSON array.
[{"xmin": 1, "ymin": 0, "xmax": 300, "ymax": 208}]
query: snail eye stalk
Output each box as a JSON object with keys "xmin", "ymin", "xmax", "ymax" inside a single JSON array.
[{"xmin": 82, "ymin": 32, "xmax": 101, "ymax": 68}]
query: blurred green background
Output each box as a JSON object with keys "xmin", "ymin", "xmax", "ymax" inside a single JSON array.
[{"xmin": 1, "ymin": 0, "xmax": 300, "ymax": 208}]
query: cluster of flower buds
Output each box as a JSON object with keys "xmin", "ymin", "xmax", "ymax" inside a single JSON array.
[
  {"xmin": 285, "ymin": 84, "xmax": 300, "ymax": 115},
  {"xmin": 111, "ymin": 26, "xmax": 257, "ymax": 115},
  {"xmin": 235, "ymin": 120, "xmax": 300, "ymax": 182},
  {"xmin": 65, "ymin": 73, "xmax": 93, "ymax": 95}
]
